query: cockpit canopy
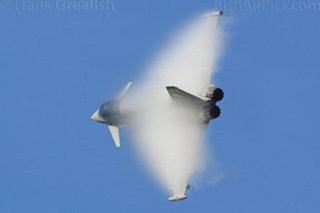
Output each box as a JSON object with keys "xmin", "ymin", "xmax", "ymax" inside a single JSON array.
[{"xmin": 99, "ymin": 101, "xmax": 120, "ymax": 119}]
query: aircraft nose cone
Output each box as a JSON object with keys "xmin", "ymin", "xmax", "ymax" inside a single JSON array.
[
  {"xmin": 91, "ymin": 109, "xmax": 105, "ymax": 123},
  {"xmin": 91, "ymin": 110, "xmax": 99, "ymax": 120}
]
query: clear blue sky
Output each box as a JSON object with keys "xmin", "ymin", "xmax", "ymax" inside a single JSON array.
[{"xmin": 1, "ymin": 0, "xmax": 319, "ymax": 212}]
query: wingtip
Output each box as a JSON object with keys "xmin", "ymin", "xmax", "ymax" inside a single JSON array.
[
  {"xmin": 203, "ymin": 10, "xmax": 223, "ymax": 18},
  {"xmin": 168, "ymin": 195, "xmax": 187, "ymax": 202}
]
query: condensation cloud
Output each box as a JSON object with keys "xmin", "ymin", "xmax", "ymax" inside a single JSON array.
[{"xmin": 122, "ymin": 13, "xmax": 225, "ymax": 198}]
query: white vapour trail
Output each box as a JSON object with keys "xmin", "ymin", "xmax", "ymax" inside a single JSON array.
[{"xmin": 123, "ymin": 14, "xmax": 224, "ymax": 197}]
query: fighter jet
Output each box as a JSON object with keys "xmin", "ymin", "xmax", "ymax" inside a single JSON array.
[
  {"xmin": 91, "ymin": 83, "xmax": 223, "ymax": 148},
  {"xmin": 91, "ymin": 10, "xmax": 224, "ymax": 201}
]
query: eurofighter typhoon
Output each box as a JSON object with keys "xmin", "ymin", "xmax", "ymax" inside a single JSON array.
[{"xmin": 91, "ymin": 10, "xmax": 224, "ymax": 202}]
